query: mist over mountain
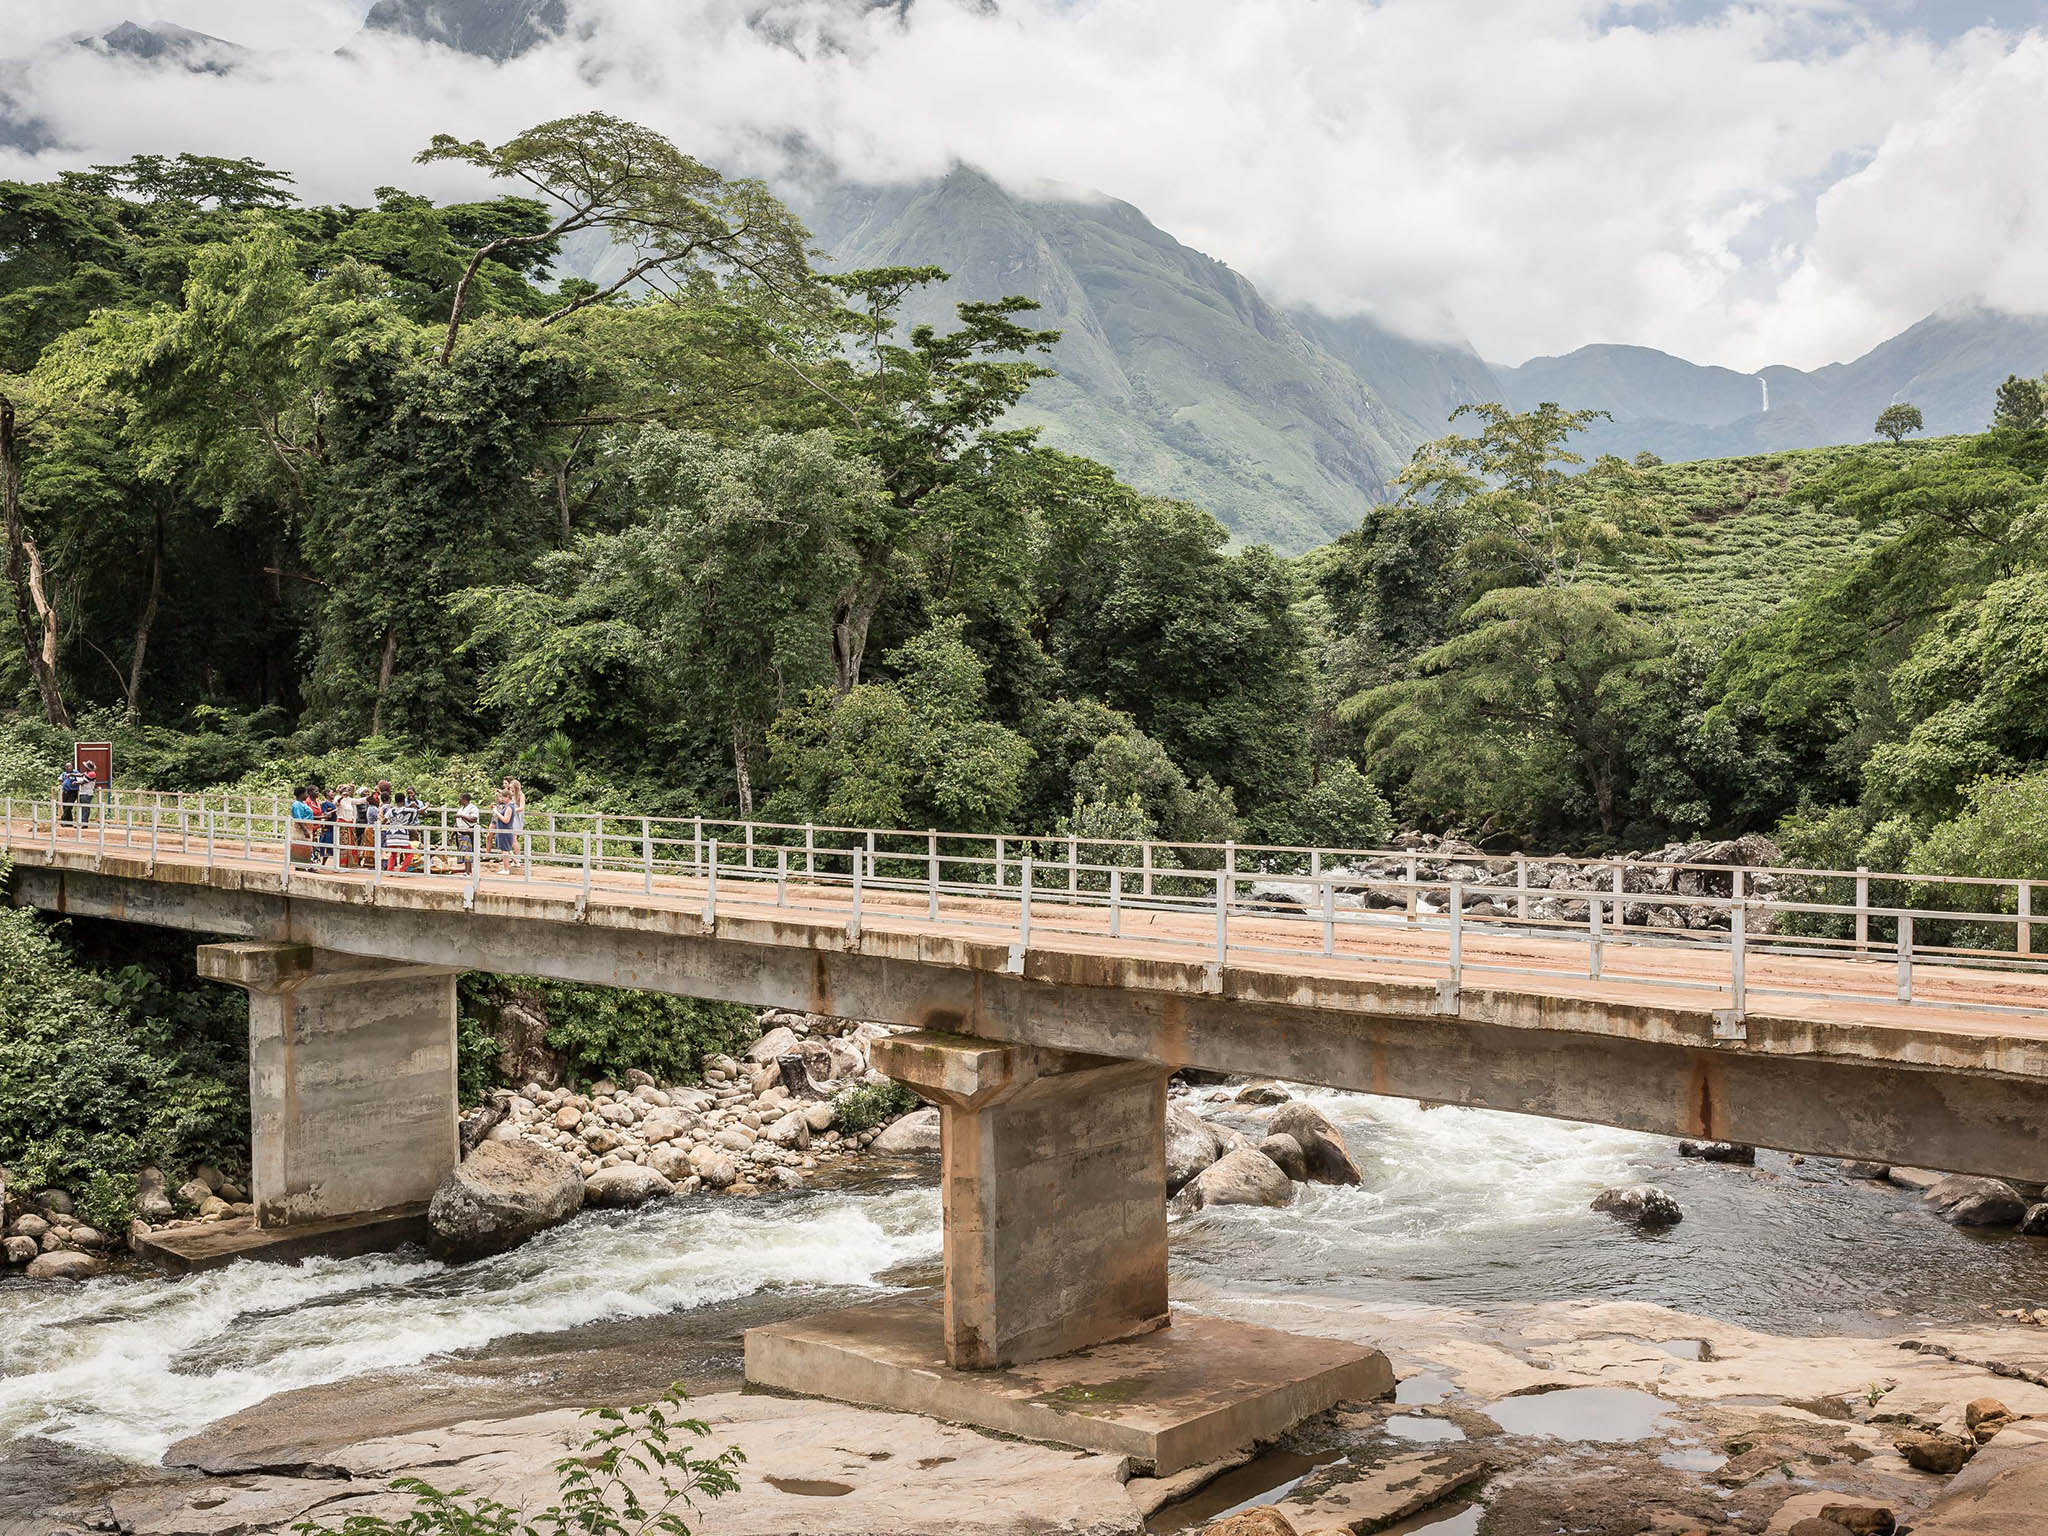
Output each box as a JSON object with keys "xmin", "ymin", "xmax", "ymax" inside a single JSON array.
[{"xmin": 360, "ymin": 0, "xmax": 567, "ymax": 61}]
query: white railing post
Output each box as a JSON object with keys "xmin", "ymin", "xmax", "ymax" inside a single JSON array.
[
  {"xmin": 642, "ymin": 817, "xmax": 653, "ymax": 895},
  {"xmin": 995, "ymin": 834, "xmax": 1006, "ymax": 891},
  {"xmin": 1446, "ymin": 878, "xmax": 1463, "ymax": 1008},
  {"xmin": 1405, "ymin": 855, "xmax": 1419, "ymax": 924},
  {"xmin": 776, "ymin": 846, "xmax": 788, "ymax": 907},
  {"xmin": 1322, "ymin": 877, "xmax": 1336, "ymax": 957},
  {"xmin": 1729, "ymin": 895, "xmax": 1747, "ymax": 1021},
  {"xmin": 693, "ymin": 815, "xmax": 703, "ymax": 876},
  {"xmin": 1067, "ymin": 833, "xmax": 1077, "ymax": 895},
  {"xmin": 1016, "ymin": 854, "xmax": 1034, "ymax": 965},
  {"xmin": 1612, "ymin": 861, "xmax": 1626, "ymax": 933},
  {"xmin": 1897, "ymin": 915, "xmax": 1913, "ymax": 1002},
  {"xmin": 745, "ymin": 821, "xmax": 755, "ymax": 872},
  {"xmin": 704, "ymin": 839, "xmax": 719, "ymax": 926},
  {"xmin": 1855, "ymin": 866, "xmax": 1870, "ymax": 951},
  {"xmin": 805, "ymin": 823, "xmax": 815, "ymax": 876},
  {"xmin": 1110, "ymin": 866, "xmax": 1123, "ymax": 937},
  {"xmin": 848, "ymin": 843, "xmax": 863, "ymax": 943},
  {"xmin": 1588, "ymin": 889, "xmax": 1604, "ymax": 979},
  {"xmin": 1224, "ymin": 840, "xmax": 1237, "ymax": 912},
  {"xmin": 928, "ymin": 829, "xmax": 939, "ymax": 920},
  {"xmin": 2020, "ymin": 881, "xmax": 2033, "ymax": 958},
  {"xmin": 1142, "ymin": 841, "xmax": 1154, "ymax": 898},
  {"xmin": 1215, "ymin": 864, "xmax": 1229, "ymax": 965},
  {"xmin": 1516, "ymin": 854, "xmax": 1529, "ymax": 921}
]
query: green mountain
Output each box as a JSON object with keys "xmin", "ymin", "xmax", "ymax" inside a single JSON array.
[{"xmin": 801, "ymin": 170, "xmax": 1477, "ymax": 553}]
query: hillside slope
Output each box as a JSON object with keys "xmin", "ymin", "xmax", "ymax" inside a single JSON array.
[{"xmin": 803, "ymin": 170, "xmax": 1458, "ymax": 553}]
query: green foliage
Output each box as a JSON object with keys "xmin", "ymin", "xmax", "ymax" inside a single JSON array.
[
  {"xmin": 1991, "ymin": 374, "xmax": 2046, "ymax": 433},
  {"xmin": 295, "ymin": 1385, "xmax": 742, "ymax": 1536},
  {"xmin": 832, "ymin": 1079, "xmax": 919, "ymax": 1134},
  {"xmin": 1267, "ymin": 760, "xmax": 1394, "ymax": 850},
  {"xmin": 1874, "ymin": 402, "xmax": 1924, "ymax": 443},
  {"xmin": 0, "ymin": 893, "xmax": 246, "ymax": 1222},
  {"xmin": 455, "ymin": 1007, "xmax": 507, "ymax": 1107},
  {"xmin": 460, "ymin": 975, "xmax": 755, "ymax": 1090}
]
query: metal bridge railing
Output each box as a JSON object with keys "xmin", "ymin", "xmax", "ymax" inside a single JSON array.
[{"xmin": 4, "ymin": 790, "xmax": 2044, "ymax": 1029}]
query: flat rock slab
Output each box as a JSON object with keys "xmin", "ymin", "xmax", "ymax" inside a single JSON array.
[
  {"xmin": 139, "ymin": 1206, "xmax": 429, "ymax": 1273},
  {"xmin": 745, "ymin": 1294, "xmax": 1393, "ymax": 1475},
  {"xmin": 114, "ymin": 1394, "xmax": 1142, "ymax": 1536},
  {"xmin": 1273, "ymin": 1448, "xmax": 1488, "ymax": 1532}
]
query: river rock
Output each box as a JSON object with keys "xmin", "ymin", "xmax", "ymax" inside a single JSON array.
[
  {"xmin": 1268, "ymin": 1102, "xmax": 1363, "ymax": 1184},
  {"xmin": 3, "ymin": 1236, "xmax": 37, "ymax": 1264},
  {"xmin": 37, "ymin": 1188, "xmax": 75, "ymax": 1214},
  {"xmin": 1893, "ymin": 1428, "xmax": 1974, "ymax": 1474},
  {"xmin": 746, "ymin": 1026, "xmax": 799, "ymax": 1064},
  {"xmin": 803, "ymin": 1100, "xmax": 837, "ymax": 1133},
  {"xmin": 584, "ymin": 1165, "xmax": 674, "ymax": 1206},
  {"xmin": 638, "ymin": 1108, "xmax": 693, "ymax": 1145},
  {"xmin": 1592, "ymin": 1184, "xmax": 1683, "ymax": 1227},
  {"xmin": 26, "ymin": 1249, "xmax": 102, "ymax": 1281},
  {"xmin": 1172, "ymin": 1146, "xmax": 1295, "ymax": 1213},
  {"xmin": 197, "ymin": 1195, "xmax": 231, "ymax": 1220},
  {"xmin": 1678, "ymin": 1140, "xmax": 1757, "ymax": 1164},
  {"xmin": 66, "ymin": 1224, "xmax": 110, "ymax": 1250},
  {"xmin": 1815, "ymin": 1503, "xmax": 1897, "ymax": 1535},
  {"xmin": 1839, "ymin": 1161, "xmax": 1891, "ymax": 1181},
  {"xmin": 691, "ymin": 1150, "xmax": 739, "ymax": 1189},
  {"xmin": 1236, "ymin": 1080, "xmax": 1292, "ymax": 1105},
  {"xmin": 175, "ymin": 1178, "xmax": 213, "ymax": 1211},
  {"xmin": 764, "ymin": 1110, "xmax": 812, "ymax": 1150},
  {"xmin": 872, "ymin": 1107, "xmax": 942, "ymax": 1156},
  {"xmin": 712, "ymin": 1127, "xmax": 754, "ymax": 1152},
  {"xmin": 1165, "ymin": 1104, "xmax": 1221, "ymax": 1194},
  {"xmin": 428, "ymin": 1140, "xmax": 585, "ymax": 1259},
  {"xmin": 1259, "ymin": 1132, "xmax": 1309, "ymax": 1183},
  {"xmin": 1923, "ymin": 1176, "xmax": 2027, "ymax": 1228},
  {"xmin": 1202, "ymin": 1511, "xmax": 1295, "ymax": 1536},
  {"xmin": 1965, "ymin": 1397, "xmax": 2017, "ymax": 1442},
  {"xmin": 8, "ymin": 1213, "xmax": 48, "ymax": 1240},
  {"xmin": 136, "ymin": 1167, "xmax": 176, "ymax": 1222}
]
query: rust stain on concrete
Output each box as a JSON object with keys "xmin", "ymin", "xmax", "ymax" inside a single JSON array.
[{"xmin": 1686, "ymin": 1054, "xmax": 1720, "ymax": 1139}]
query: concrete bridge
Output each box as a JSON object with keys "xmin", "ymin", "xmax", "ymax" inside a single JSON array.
[{"xmin": 7, "ymin": 795, "xmax": 2048, "ymax": 1469}]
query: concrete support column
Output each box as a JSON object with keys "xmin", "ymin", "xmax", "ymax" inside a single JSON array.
[
  {"xmin": 873, "ymin": 1030, "xmax": 1170, "ymax": 1369},
  {"xmin": 198, "ymin": 941, "xmax": 461, "ymax": 1228}
]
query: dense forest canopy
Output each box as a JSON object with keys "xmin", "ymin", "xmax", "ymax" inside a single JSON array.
[{"xmin": 2, "ymin": 113, "xmax": 2046, "ymax": 881}]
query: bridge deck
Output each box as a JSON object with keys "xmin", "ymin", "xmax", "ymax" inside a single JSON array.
[{"xmin": 9, "ymin": 816, "xmax": 2048, "ymax": 1058}]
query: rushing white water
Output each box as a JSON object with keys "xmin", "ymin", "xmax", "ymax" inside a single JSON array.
[{"xmin": 0, "ymin": 1186, "xmax": 939, "ymax": 1465}]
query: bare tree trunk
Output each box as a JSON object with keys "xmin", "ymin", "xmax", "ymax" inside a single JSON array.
[
  {"xmin": 732, "ymin": 724, "xmax": 754, "ymax": 816},
  {"xmin": 555, "ymin": 424, "xmax": 589, "ymax": 543},
  {"xmin": 830, "ymin": 566, "xmax": 889, "ymax": 696},
  {"xmin": 370, "ymin": 622, "xmax": 397, "ymax": 737},
  {"xmin": 1, "ymin": 397, "xmax": 70, "ymax": 729},
  {"xmin": 124, "ymin": 503, "xmax": 164, "ymax": 724}
]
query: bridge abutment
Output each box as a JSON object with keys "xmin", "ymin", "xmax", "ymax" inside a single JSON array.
[{"xmin": 195, "ymin": 941, "xmax": 460, "ymax": 1243}]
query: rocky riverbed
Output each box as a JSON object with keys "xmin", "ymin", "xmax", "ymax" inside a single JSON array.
[{"xmin": 12, "ymin": 1022, "xmax": 2048, "ymax": 1534}]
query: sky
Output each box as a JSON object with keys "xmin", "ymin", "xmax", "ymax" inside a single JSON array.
[{"xmin": 2, "ymin": 0, "xmax": 2045, "ymax": 372}]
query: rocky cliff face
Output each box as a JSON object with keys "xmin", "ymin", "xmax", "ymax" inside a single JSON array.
[{"xmin": 360, "ymin": 0, "xmax": 567, "ymax": 60}]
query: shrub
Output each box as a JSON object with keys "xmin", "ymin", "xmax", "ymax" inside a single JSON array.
[
  {"xmin": 833, "ymin": 1079, "xmax": 918, "ymax": 1133},
  {"xmin": 295, "ymin": 1385, "xmax": 742, "ymax": 1536},
  {"xmin": 0, "ymin": 892, "xmax": 247, "ymax": 1224},
  {"xmin": 462, "ymin": 975, "xmax": 756, "ymax": 1089}
]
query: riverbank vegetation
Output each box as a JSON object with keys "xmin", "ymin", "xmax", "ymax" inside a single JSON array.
[{"xmin": 4, "ymin": 118, "xmax": 2046, "ymax": 1212}]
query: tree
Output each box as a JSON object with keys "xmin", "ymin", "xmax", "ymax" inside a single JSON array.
[
  {"xmin": 822, "ymin": 267, "xmax": 1058, "ymax": 693},
  {"xmin": 415, "ymin": 113, "xmax": 816, "ymax": 364},
  {"xmin": 1992, "ymin": 374, "xmax": 2047, "ymax": 433},
  {"xmin": 0, "ymin": 383, "xmax": 70, "ymax": 726},
  {"xmin": 1875, "ymin": 402, "xmax": 1923, "ymax": 443}
]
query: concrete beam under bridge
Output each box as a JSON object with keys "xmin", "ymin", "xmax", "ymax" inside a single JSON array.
[{"xmin": 16, "ymin": 862, "xmax": 2048, "ymax": 1181}]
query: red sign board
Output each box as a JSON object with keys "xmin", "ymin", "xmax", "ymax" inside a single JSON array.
[{"xmin": 73, "ymin": 742, "xmax": 112, "ymax": 785}]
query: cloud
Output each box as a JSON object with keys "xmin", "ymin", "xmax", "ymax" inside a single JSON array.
[{"xmin": 2, "ymin": 0, "xmax": 2042, "ymax": 371}]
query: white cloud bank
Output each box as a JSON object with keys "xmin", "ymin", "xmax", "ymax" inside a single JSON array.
[{"xmin": 3, "ymin": 0, "xmax": 2044, "ymax": 371}]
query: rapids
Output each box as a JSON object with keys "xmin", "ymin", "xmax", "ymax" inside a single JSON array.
[{"xmin": 6, "ymin": 1091, "xmax": 2046, "ymax": 1469}]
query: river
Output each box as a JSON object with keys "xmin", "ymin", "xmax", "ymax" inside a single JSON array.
[{"xmin": 5, "ymin": 1091, "xmax": 2045, "ymax": 1473}]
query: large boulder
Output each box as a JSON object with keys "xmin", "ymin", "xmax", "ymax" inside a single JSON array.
[
  {"xmin": 1165, "ymin": 1105, "xmax": 1221, "ymax": 1195},
  {"xmin": 1677, "ymin": 1140, "xmax": 1756, "ymax": 1164},
  {"xmin": 1923, "ymin": 1176, "xmax": 2027, "ymax": 1228},
  {"xmin": 746, "ymin": 1026, "xmax": 800, "ymax": 1065},
  {"xmin": 428, "ymin": 1141, "xmax": 585, "ymax": 1259},
  {"xmin": 1171, "ymin": 1147, "xmax": 1296, "ymax": 1214},
  {"xmin": 26, "ymin": 1250, "xmax": 103, "ymax": 1282},
  {"xmin": 1268, "ymin": 1102, "xmax": 1363, "ymax": 1185},
  {"xmin": 1592, "ymin": 1184, "xmax": 1683, "ymax": 1228},
  {"xmin": 872, "ymin": 1107, "xmax": 942, "ymax": 1156},
  {"xmin": 1259, "ymin": 1133, "xmax": 1309, "ymax": 1183},
  {"xmin": 584, "ymin": 1165, "xmax": 675, "ymax": 1207}
]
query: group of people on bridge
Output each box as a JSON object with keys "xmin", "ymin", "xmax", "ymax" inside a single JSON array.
[{"xmin": 281, "ymin": 779, "xmax": 527, "ymax": 875}]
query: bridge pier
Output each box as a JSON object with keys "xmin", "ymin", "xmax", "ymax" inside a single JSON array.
[
  {"xmin": 874, "ymin": 1031, "xmax": 1172, "ymax": 1368},
  {"xmin": 745, "ymin": 1030, "xmax": 1390, "ymax": 1472},
  {"xmin": 162, "ymin": 942, "xmax": 460, "ymax": 1266}
]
